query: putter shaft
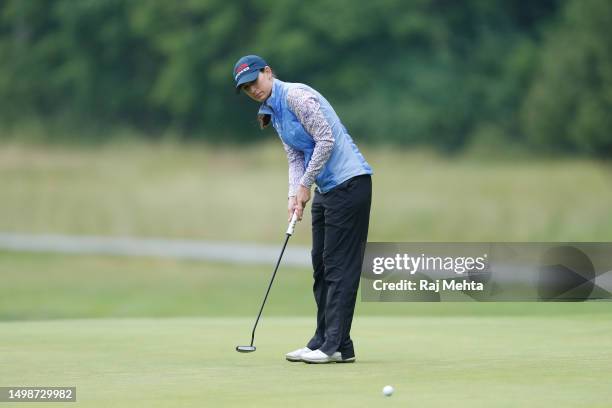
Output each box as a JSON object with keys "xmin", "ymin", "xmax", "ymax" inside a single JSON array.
[{"xmin": 248, "ymin": 232, "xmax": 291, "ymax": 346}]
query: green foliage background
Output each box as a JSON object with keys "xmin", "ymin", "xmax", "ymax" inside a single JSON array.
[{"xmin": 0, "ymin": 0, "xmax": 610, "ymax": 155}]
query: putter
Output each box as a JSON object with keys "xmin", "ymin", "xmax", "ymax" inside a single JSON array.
[{"xmin": 236, "ymin": 211, "xmax": 299, "ymax": 353}]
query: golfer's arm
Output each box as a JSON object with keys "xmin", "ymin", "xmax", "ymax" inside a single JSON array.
[
  {"xmin": 282, "ymin": 141, "xmax": 305, "ymax": 197},
  {"xmin": 287, "ymin": 88, "xmax": 334, "ymax": 190}
]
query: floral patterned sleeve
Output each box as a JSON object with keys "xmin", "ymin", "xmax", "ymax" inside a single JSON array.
[
  {"xmin": 282, "ymin": 141, "xmax": 305, "ymax": 197},
  {"xmin": 286, "ymin": 87, "xmax": 335, "ymax": 190}
]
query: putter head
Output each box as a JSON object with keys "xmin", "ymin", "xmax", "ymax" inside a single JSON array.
[{"xmin": 236, "ymin": 345, "xmax": 256, "ymax": 353}]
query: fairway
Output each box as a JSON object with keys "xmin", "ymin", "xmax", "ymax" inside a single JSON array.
[{"xmin": 1, "ymin": 316, "xmax": 611, "ymax": 407}]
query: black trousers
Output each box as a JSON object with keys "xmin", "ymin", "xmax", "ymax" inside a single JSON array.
[{"xmin": 306, "ymin": 174, "xmax": 372, "ymax": 358}]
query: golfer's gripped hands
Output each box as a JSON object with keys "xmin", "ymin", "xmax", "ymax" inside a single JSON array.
[{"xmin": 288, "ymin": 184, "xmax": 311, "ymax": 221}]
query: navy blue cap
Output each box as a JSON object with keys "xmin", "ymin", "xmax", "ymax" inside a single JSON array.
[{"xmin": 233, "ymin": 55, "xmax": 267, "ymax": 92}]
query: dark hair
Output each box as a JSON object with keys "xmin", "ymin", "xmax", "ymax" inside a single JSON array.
[
  {"xmin": 257, "ymin": 114, "xmax": 271, "ymax": 129},
  {"xmin": 253, "ymin": 67, "xmax": 274, "ymax": 130}
]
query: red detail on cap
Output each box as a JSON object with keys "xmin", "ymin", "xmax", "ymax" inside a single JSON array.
[{"xmin": 235, "ymin": 63, "xmax": 249, "ymax": 74}]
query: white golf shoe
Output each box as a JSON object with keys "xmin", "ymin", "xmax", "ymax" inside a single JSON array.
[
  {"xmin": 301, "ymin": 349, "xmax": 356, "ymax": 364},
  {"xmin": 285, "ymin": 347, "xmax": 312, "ymax": 362}
]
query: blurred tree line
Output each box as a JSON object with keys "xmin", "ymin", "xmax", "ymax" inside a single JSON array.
[{"xmin": 0, "ymin": 0, "xmax": 610, "ymax": 155}]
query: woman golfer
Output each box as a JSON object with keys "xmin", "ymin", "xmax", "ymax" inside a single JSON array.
[{"xmin": 234, "ymin": 55, "xmax": 372, "ymax": 364}]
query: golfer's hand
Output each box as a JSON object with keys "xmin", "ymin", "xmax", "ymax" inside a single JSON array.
[
  {"xmin": 295, "ymin": 184, "xmax": 311, "ymax": 221},
  {"xmin": 288, "ymin": 196, "xmax": 297, "ymax": 221}
]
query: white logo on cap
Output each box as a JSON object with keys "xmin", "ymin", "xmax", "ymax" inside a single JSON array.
[{"xmin": 235, "ymin": 66, "xmax": 250, "ymax": 81}]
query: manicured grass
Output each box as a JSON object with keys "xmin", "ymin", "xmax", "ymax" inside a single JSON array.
[
  {"xmin": 1, "ymin": 316, "xmax": 611, "ymax": 407},
  {"xmin": 2, "ymin": 141, "xmax": 610, "ymax": 407},
  {"xmin": 1, "ymin": 141, "xmax": 611, "ymax": 244},
  {"xmin": 1, "ymin": 250, "xmax": 611, "ymax": 321}
]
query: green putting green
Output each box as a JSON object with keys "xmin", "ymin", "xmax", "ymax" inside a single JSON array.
[{"xmin": 1, "ymin": 316, "xmax": 610, "ymax": 407}]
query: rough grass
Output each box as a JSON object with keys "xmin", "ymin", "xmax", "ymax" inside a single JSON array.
[{"xmin": 1, "ymin": 140, "xmax": 611, "ymax": 244}]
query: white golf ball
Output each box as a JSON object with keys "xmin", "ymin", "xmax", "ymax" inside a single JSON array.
[{"xmin": 382, "ymin": 385, "xmax": 394, "ymax": 397}]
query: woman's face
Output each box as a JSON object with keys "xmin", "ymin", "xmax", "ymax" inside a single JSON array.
[{"xmin": 241, "ymin": 66, "xmax": 274, "ymax": 102}]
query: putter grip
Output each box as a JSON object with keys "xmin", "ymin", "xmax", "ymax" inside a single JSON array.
[{"xmin": 286, "ymin": 212, "xmax": 299, "ymax": 236}]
